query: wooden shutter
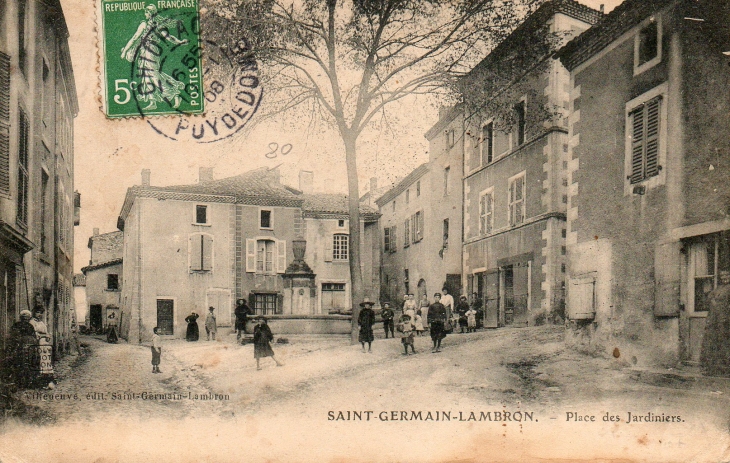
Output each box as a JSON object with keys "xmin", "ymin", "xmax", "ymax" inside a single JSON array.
[
  {"xmin": 418, "ymin": 211, "xmax": 424, "ymax": 241},
  {"xmin": 391, "ymin": 225, "xmax": 397, "ymax": 250},
  {"xmin": 190, "ymin": 234, "xmax": 202, "ymax": 271},
  {"xmin": 630, "ymin": 105, "xmax": 646, "ymax": 184},
  {"xmin": 0, "ymin": 52, "xmax": 9, "ymax": 195},
  {"xmin": 645, "ymin": 97, "xmax": 661, "ymax": 178},
  {"xmin": 277, "ymin": 240, "xmax": 287, "ymax": 273},
  {"xmin": 202, "ymin": 234, "xmax": 213, "ymax": 271},
  {"xmin": 245, "ymin": 239, "xmax": 256, "ymax": 272},
  {"xmin": 654, "ymin": 241, "xmax": 680, "ymax": 317},
  {"xmin": 404, "ymin": 218, "xmax": 410, "ymax": 246},
  {"xmin": 324, "ymin": 234, "xmax": 333, "ymax": 262}
]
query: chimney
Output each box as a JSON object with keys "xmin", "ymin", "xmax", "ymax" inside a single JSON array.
[
  {"xmin": 299, "ymin": 170, "xmax": 314, "ymax": 194},
  {"xmin": 599, "ymin": 4, "xmax": 604, "ymax": 13},
  {"xmin": 141, "ymin": 169, "xmax": 150, "ymax": 186},
  {"xmin": 93, "ymin": 228, "xmax": 99, "ymax": 236},
  {"xmin": 199, "ymin": 167, "xmax": 214, "ymax": 183}
]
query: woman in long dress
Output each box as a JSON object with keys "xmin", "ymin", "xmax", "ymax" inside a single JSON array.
[
  {"xmin": 253, "ymin": 317, "xmax": 282, "ymax": 370},
  {"xmin": 184, "ymin": 312, "xmax": 199, "ymax": 341},
  {"xmin": 29, "ymin": 306, "xmax": 54, "ymax": 387},
  {"xmin": 120, "ymin": 5, "xmax": 188, "ymax": 110},
  {"xmin": 7, "ymin": 310, "xmax": 36, "ymax": 388},
  {"xmin": 358, "ymin": 299, "xmax": 376, "ymax": 353}
]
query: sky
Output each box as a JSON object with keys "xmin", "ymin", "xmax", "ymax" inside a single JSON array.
[{"xmin": 61, "ymin": 0, "xmax": 624, "ymax": 272}]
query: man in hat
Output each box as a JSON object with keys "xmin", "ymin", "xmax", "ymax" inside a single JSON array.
[
  {"xmin": 358, "ymin": 297, "xmax": 376, "ymax": 353},
  {"xmin": 381, "ymin": 302, "xmax": 395, "ymax": 339},
  {"xmin": 205, "ymin": 306, "xmax": 217, "ymax": 341},
  {"xmin": 234, "ymin": 298, "xmax": 251, "ymax": 341},
  {"xmin": 428, "ymin": 293, "xmax": 447, "ymax": 353}
]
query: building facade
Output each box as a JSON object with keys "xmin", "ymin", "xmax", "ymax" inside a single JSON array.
[
  {"xmin": 81, "ymin": 229, "xmax": 123, "ymax": 333},
  {"xmin": 0, "ymin": 0, "xmax": 78, "ymax": 357},
  {"xmin": 558, "ymin": 0, "xmax": 730, "ymax": 366},
  {"xmin": 117, "ymin": 167, "xmax": 380, "ymax": 342},
  {"xmin": 460, "ymin": 0, "xmax": 601, "ymax": 328}
]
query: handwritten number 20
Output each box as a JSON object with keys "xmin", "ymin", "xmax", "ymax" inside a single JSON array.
[{"xmin": 265, "ymin": 143, "xmax": 293, "ymax": 159}]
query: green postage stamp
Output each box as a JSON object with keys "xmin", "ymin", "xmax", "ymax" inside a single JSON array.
[{"xmin": 98, "ymin": 0, "xmax": 204, "ymax": 118}]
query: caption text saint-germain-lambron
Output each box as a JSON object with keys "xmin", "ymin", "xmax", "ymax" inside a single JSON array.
[{"xmin": 328, "ymin": 410, "xmax": 534, "ymax": 422}]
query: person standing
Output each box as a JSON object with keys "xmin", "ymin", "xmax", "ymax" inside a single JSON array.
[
  {"xmin": 7, "ymin": 310, "xmax": 36, "ymax": 388},
  {"xmin": 253, "ymin": 316, "xmax": 283, "ymax": 370},
  {"xmin": 398, "ymin": 314, "xmax": 417, "ymax": 355},
  {"xmin": 403, "ymin": 294, "xmax": 417, "ymax": 320},
  {"xmin": 440, "ymin": 288, "xmax": 455, "ymax": 332},
  {"xmin": 381, "ymin": 302, "xmax": 395, "ymax": 339},
  {"xmin": 358, "ymin": 298, "xmax": 376, "ymax": 353},
  {"xmin": 472, "ymin": 292, "xmax": 484, "ymax": 329},
  {"xmin": 234, "ymin": 299, "xmax": 251, "ymax": 341},
  {"xmin": 700, "ymin": 270, "xmax": 730, "ymax": 376},
  {"xmin": 466, "ymin": 306, "xmax": 477, "ymax": 333},
  {"xmin": 29, "ymin": 306, "xmax": 54, "ymax": 386},
  {"xmin": 185, "ymin": 312, "xmax": 200, "ymax": 341},
  {"xmin": 456, "ymin": 296, "xmax": 470, "ymax": 334},
  {"xmin": 205, "ymin": 306, "xmax": 217, "ymax": 341},
  {"xmin": 428, "ymin": 293, "xmax": 447, "ymax": 353},
  {"xmin": 419, "ymin": 295, "xmax": 430, "ymax": 332},
  {"xmin": 151, "ymin": 327, "xmax": 162, "ymax": 374},
  {"xmin": 414, "ymin": 310, "xmax": 425, "ymax": 336}
]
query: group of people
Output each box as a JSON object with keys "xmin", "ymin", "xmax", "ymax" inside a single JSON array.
[
  {"xmin": 5, "ymin": 306, "xmax": 54, "ymax": 389},
  {"xmin": 159, "ymin": 298, "xmax": 281, "ymax": 372},
  {"xmin": 358, "ymin": 288, "xmax": 483, "ymax": 355}
]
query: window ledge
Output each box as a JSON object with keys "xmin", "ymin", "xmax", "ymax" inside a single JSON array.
[
  {"xmin": 104, "ymin": 289, "xmax": 121, "ymax": 292},
  {"xmin": 192, "ymin": 223, "xmax": 211, "ymax": 227}
]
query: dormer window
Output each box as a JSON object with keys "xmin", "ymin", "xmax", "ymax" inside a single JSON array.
[
  {"xmin": 195, "ymin": 205, "xmax": 207, "ymax": 224},
  {"xmin": 260, "ymin": 209, "xmax": 273, "ymax": 229},
  {"xmin": 634, "ymin": 17, "xmax": 662, "ymax": 75}
]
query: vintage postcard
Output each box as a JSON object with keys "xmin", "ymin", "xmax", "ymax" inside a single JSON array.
[{"xmin": 1, "ymin": 0, "xmax": 730, "ymax": 462}]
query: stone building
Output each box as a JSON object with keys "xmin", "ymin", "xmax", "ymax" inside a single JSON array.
[
  {"xmin": 460, "ymin": 0, "xmax": 602, "ymax": 327},
  {"xmin": 81, "ymin": 229, "xmax": 123, "ymax": 333},
  {"xmin": 117, "ymin": 167, "xmax": 380, "ymax": 342},
  {"xmin": 0, "ymin": 0, "xmax": 78, "ymax": 357},
  {"xmin": 558, "ymin": 0, "xmax": 730, "ymax": 366}
]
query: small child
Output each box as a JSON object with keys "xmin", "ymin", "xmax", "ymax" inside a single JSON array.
[
  {"xmin": 466, "ymin": 307, "xmax": 477, "ymax": 333},
  {"xmin": 398, "ymin": 314, "xmax": 417, "ymax": 355},
  {"xmin": 151, "ymin": 327, "xmax": 162, "ymax": 374},
  {"xmin": 414, "ymin": 310, "xmax": 424, "ymax": 336}
]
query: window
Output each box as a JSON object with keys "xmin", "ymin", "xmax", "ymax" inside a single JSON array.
[
  {"xmin": 257, "ymin": 239, "xmax": 275, "ymax": 273},
  {"xmin": 189, "ymin": 233, "xmax": 213, "ymax": 271},
  {"xmin": 416, "ymin": 181, "xmax": 421, "ymax": 197},
  {"xmin": 246, "ymin": 239, "xmax": 286, "ymax": 273},
  {"xmin": 405, "ymin": 189, "xmax": 410, "ymax": 204},
  {"xmin": 40, "ymin": 170, "xmax": 49, "ymax": 253},
  {"xmin": 0, "ymin": 52, "xmax": 10, "ymax": 197},
  {"xmin": 515, "ymin": 101, "xmax": 526, "ymax": 146},
  {"xmin": 18, "ymin": 0, "xmax": 27, "ymax": 74},
  {"xmin": 688, "ymin": 233, "xmax": 730, "ymax": 314},
  {"xmin": 446, "ymin": 129, "xmax": 455, "ymax": 148},
  {"xmin": 337, "ymin": 219, "xmax": 346, "ymax": 228},
  {"xmin": 322, "ymin": 283, "xmax": 346, "ymax": 312},
  {"xmin": 412, "ymin": 211, "xmax": 424, "ymax": 243},
  {"xmin": 333, "ymin": 234, "xmax": 348, "ymax": 260},
  {"xmin": 404, "ymin": 218, "xmax": 410, "ymax": 247},
  {"xmin": 195, "ymin": 205, "xmax": 208, "ymax": 224},
  {"xmin": 444, "ymin": 166, "xmax": 450, "ymax": 196},
  {"xmin": 628, "ymin": 96, "xmax": 661, "ymax": 184},
  {"xmin": 479, "ymin": 189, "xmax": 494, "ymax": 235},
  {"xmin": 508, "ymin": 173, "xmax": 525, "ymax": 227},
  {"xmin": 482, "ymin": 122, "xmax": 494, "ymax": 165},
  {"xmin": 107, "ymin": 274, "xmax": 119, "ymax": 291},
  {"xmin": 16, "ymin": 109, "xmax": 29, "ymax": 226},
  {"xmin": 384, "ymin": 227, "xmax": 391, "ymax": 252},
  {"xmin": 638, "ymin": 21, "xmax": 658, "ymax": 65},
  {"xmin": 259, "ymin": 209, "xmax": 272, "ymax": 229},
  {"xmin": 404, "ymin": 269, "xmax": 410, "ymax": 295},
  {"xmin": 384, "ymin": 225, "xmax": 397, "ymax": 253},
  {"xmin": 443, "ymin": 219, "xmax": 449, "ymax": 249},
  {"xmin": 252, "ymin": 293, "xmax": 279, "ymax": 315}
]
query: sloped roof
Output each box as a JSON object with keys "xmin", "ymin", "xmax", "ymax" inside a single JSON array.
[
  {"xmin": 81, "ymin": 259, "xmax": 123, "ymax": 275},
  {"xmin": 376, "ymin": 163, "xmax": 429, "ymax": 207},
  {"xmin": 558, "ymin": 0, "xmax": 674, "ymax": 71},
  {"xmin": 302, "ymin": 194, "xmax": 380, "ymax": 221}
]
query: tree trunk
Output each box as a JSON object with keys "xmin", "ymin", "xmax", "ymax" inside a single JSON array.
[{"xmin": 344, "ymin": 132, "xmax": 364, "ymax": 344}]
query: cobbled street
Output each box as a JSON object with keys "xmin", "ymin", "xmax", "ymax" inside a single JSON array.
[{"xmin": 2, "ymin": 326, "xmax": 730, "ymax": 462}]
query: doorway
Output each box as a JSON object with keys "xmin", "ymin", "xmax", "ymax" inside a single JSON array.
[
  {"xmin": 89, "ymin": 304, "xmax": 103, "ymax": 332},
  {"xmin": 156, "ymin": 299, "xmax": 174, "ymax": 335},
  {"xmin": 502, "ymin": 262, "xmax": 529, "ymax": 326}
]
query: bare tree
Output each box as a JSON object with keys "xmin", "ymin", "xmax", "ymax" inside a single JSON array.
[{"xmin": 207, "ymin": 0, "xmax": 541, "ymax": 342}]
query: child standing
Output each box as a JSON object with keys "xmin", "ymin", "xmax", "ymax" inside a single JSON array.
[
  {"xmin": 151, "ymin": 327, "xmax": 162, "ymax": 374},
  {"xmin": 466, "ymin": 307, "xmax": 477, "ymax": 333},
  {"xmin": 205, "ymin": 306, "xmax": 217, "ymax": 341},
  {"xmin": 414, "ymin": 310, "xmax": 424, "ymax": 336},
  {"xmin": 398, "ymin": 314, "xmax": 417, "ymax": 355}
]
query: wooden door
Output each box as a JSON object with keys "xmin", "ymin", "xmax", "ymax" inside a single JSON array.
[
  {"xmin": 156, "ymin": 299, "xmax": 174, "ymax": 335},
  {"xmin": 484, "ymin": 271, "xmax": 499, "ymax": 328}
]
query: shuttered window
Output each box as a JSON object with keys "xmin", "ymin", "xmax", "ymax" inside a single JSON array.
[
  {"xmin": 508, "ymin": 174, "xmax": 525, "ymax": 227},
  {"xmin": 0, "ymin": 52, "xmax": 9, "ymax": 196},
  {"xmin": 17, "ymin": 109, "xmax": 29, "ymax": 226},
  {"xmin": 384, "ymin": 227, "xmax": 391, "ymax": 252},
  {"xmin": 629, "ymin": 96, "xmax": 661, "ymax": 184},
  {"xmin": 412, "ymin": 211, "xmax": 424, "ymax": 243},
  {"xmin": 189, "ymin": 233, "xmax": 213, "ymax": 272},
  {"xmin": 480, "ymin": 190, "xmax": 494, "ymax": 235},
  {"xmin": 404, "ymin": 218, "xmax": 410, "ymax": 247},
  {"xmin": 482, "ymin": 122, "xmax": 493, "ymax": 165}
]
